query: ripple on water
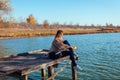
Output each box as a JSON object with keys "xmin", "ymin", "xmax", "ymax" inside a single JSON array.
[{"xmin": 0, "ymin": 33, "xmax": 120, "ymax": 80}]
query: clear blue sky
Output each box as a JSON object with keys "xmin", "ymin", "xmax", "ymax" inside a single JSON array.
[{"xmin": 11, "ymin": 0, "xmax": 120, "ymax": 25}]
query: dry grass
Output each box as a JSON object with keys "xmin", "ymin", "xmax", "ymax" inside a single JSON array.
[
  {"xmin": 0, "ymin": 28, "xmax": 99, "ymax": 37},
  {"xmin": 0, "ymin": 27, "xmax": 120, "ymax": 39}
]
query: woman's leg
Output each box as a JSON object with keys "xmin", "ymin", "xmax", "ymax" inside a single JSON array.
[
  {"xmin": 64, "ymin": 40, "xmax": 71, "ymax": 46},
  {"xmin": 63, "ymin": 40, "xmax": 77, "ymax": 66},
  {"xmin": 62, "ymin": 51, "xmax": 77, "ymax": 66},
  {"xmin": 64, "ymin": 40, "xmax": 73, "ymax": 52}
]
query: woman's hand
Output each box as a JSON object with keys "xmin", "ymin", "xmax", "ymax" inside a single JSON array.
[
  {"xmin": 72, "ymin": 46, "xmax": 77, "ymax": 50},
  {"xmin": 69, "ymin": 46, "xmax": 77, "ymax": 51}
]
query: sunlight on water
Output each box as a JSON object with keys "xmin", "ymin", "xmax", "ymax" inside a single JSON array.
[{"xmin": 0, "ymin": 33, "xmax": 120, "ymax": 80}]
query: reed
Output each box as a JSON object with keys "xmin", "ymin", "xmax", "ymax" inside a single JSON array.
[
  {"xmin": 0, "ymin": 27, "xmax": 120, "ymax": 39},
  {"xmin": 0, "ymin": 28, "xmax": 97, "ymax": 37}
]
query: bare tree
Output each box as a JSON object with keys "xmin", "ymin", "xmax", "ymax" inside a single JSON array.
[
  {"xmin": 43, "ymin": 20, "xmax": 49, "ymax": 28},
  {"xmin": 0, "ymin": 0, "xmax": 12, "ymax": 21}
]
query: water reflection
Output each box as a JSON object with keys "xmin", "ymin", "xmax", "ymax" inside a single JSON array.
[
  {"xmin": 0, "ymin": 42, "xmax": 13, "ymax": 58},
  {"xmin": 0, "ymin": 46, "xmax": 6, "ymax": 57}
]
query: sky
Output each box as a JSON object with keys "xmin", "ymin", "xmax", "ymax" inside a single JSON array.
[{"xmin": 10, "ymin": 0, "xmax": 120, "ymax": 25}]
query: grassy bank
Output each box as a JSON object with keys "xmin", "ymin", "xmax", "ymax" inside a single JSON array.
[
  {"xmin": 0, "ymin": 28, "xmax": 97, "ymax": 38},
  {"xmin": 0, "ymin": 27, "xmax": 120, "ymax": 39}
]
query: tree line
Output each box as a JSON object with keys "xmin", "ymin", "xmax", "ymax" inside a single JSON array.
[{"xmin": 0, "ymin": 0, "xmax": 120, "ymax": 29}]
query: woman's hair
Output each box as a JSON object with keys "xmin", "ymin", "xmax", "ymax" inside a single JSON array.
[{"xmin": 54, "ymin": 30, "xmax": 63, "ymax": 39}]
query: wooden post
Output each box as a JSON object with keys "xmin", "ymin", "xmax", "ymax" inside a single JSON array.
[
  {"xmin": 41, "ymin": 68, "xmax": 46, "ymax": 80},
  {"xmin": 48, "ymin": 66, "xmax": 54, "ymax": 80},
  {"xmin": 71, "ymin": 64, "xmax": 77, "ymax": 80},
  {"xmin": 20, "ymin": 75, "xmax": 28, "ymax": 80}
]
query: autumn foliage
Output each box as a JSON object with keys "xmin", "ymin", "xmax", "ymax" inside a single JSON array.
[{"xmin": 26, "ymin": 14, "xmax": 36, "ymax": 25}]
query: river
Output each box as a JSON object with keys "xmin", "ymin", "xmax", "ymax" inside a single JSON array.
[{"xmin": 0, "ymin": 33, "xmax": 120, "ymax": 80}]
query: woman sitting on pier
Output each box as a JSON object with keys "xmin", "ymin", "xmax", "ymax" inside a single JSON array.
[{"xmin": 49, "ymin": 30, "xmax": 78, "ymax": 68}]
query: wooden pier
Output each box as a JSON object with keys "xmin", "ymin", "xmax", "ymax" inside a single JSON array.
[{"xmin": 0, "ymin": 49, "xmax": 78, "ymax": 80}]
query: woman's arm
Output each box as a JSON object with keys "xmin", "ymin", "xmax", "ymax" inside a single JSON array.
[{"xmin": 53, "ymin": 39, "xmax": 75, "ymax": 52}]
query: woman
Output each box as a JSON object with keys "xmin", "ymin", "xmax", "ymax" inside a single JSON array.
[{"xmin": 49, "ymin": 30, "xmax": 77, "ymax": 67}]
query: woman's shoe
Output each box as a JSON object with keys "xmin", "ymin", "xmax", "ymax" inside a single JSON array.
[{"xmin": 73, "ymin": 65, "xmax": 83, "ymax": 70}]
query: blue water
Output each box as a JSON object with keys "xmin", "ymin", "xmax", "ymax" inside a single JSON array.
[{"xmin": 0, "ymin": 33, "xmax": 120, "ymax": 80}]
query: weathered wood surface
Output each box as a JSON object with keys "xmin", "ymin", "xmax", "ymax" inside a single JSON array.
[
  {"xmin": 0, "ymin": 49, "xmax": 70, "ymax": 76},
  {"xmin": 47, "ymin": 61, "xmax": 71, "ymax": 80}
]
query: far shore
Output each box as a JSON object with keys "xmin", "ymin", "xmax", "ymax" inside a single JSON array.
[{"xmin": 0, "ymin": 27, "xmax": 120, "ymax": 40}]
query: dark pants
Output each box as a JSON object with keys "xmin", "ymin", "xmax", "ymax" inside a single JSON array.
[
  {"xmin": 62, "ymin": 40, "xmax": 77, "ymax": 66},
  {"xmin": 64, "ymin": 40, "xmax": 73, "ymax": 52}
]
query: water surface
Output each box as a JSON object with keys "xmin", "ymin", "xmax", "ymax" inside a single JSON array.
[{"xmin": 0, "ymin": 33, "xmax": 120, "ymax": 80}]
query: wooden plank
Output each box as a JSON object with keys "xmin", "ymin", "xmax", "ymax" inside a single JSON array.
[
  {"xmin": 21, "ymin": 56, "xmax": 70, "ymax": 75},
  {"xmin": 0, "ymin": 50, "xmax": 49, "ymax": 76},
  {"xmin": 0, "ymin": 49, "xmax": 48, "ymax": 61}
]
